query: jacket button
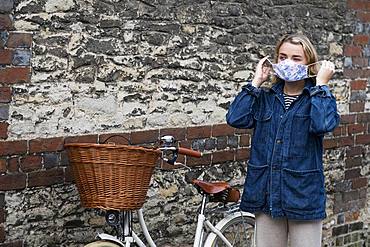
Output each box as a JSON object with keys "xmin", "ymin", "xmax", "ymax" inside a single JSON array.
[{"xmin": 276, "ymin": 139, "xmax": 283, "ymax": 144}]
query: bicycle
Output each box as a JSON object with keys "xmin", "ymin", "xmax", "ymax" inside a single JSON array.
[{"xmin": 67, "ymin": 135, "xmax": 255, "ymax": 247}]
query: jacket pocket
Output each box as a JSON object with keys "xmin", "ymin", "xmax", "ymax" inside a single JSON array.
[
  {"xmin": 241, "ymin": 163, "xmax": 269, "ymax": 208},
  {"xmin": 281, "ymin": 168, "xmax": 325, "ymax": 212},
  {"xmin": 253, "ymin": 110, "xmax": 272, "ymax": 144},
  {"xmin": 289, "ymin": 114, "xmax": 310, "ymax": 157}
]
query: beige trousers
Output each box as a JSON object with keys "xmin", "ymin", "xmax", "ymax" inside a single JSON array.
[{"xmin": 255, "ymin": 213, "xmax": 323, "ymax": 247}]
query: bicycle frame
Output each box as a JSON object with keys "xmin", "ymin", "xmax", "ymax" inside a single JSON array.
[
  {"xmin": 92, "ymin": 135, "xmax": 254, "ymax": 247},
  {"xmin": 96, "ymin": 197, "xmax": 251, "ymax": 247}
]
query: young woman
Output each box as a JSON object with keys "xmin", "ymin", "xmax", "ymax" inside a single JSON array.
[{"xmin": 226, "ymin": 34, "xmax": 340, "ymax": 247}]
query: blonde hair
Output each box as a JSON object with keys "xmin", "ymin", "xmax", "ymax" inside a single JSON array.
[{"xmin": 272, "ymin": 34, "xmax": 319, "ymax": 83}]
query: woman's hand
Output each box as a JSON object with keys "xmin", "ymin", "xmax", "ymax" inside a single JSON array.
[
  {"xmin": 251, "ymin": 56, "xmax": 271, "ymax": 88},
  {"xmin": 316, "ymin": 61, "xmax": 335, "ymax": 86}
]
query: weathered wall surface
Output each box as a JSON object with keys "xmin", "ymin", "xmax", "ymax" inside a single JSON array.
[{"xmin": 0, "ymin": 0, "xmax": 369, "ymax": 246}]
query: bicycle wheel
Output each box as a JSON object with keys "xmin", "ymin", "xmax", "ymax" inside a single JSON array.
[
  {"xmin": 204, "ymin": 212, "xmax": 255, "ymax": 247},
  {"xmin": 84, "ymin": 240, "xmax": 121, "ymax": 247}
]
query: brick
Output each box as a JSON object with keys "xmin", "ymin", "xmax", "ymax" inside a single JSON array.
[
  {"xmin": 0, "ymin": 226, "xmax": 4, "ymax": 242},
  {"xmin": 234, "ymin": 128, "xmax": 252, "ymax": 135},
  {"xmin": 0, "ymin": 49, "xmax": 12, "ymax": 64},
  {"xmin": 60, "ymin": 150, "xmax": 69, "ymax": 167},
  {"xmin": 343, "ymin": 190, "xmax": 359, "ymax": 202},
  {"xmin": 349, "ymin": 102, "xmax": 365, "ymax": 113},
  {"xmin": 187, "ymin": 125, "xmax": 212, "ymax": 140},
  {"xmin": 345, "ymin": 168, "xmax": 361, "ymax": 180},
  {"xmin": 352, "ymin": 57, "xmax": 368, "ymax": 67},
  {"xmin": 130, "ymin": 129, "xmax": 159, "ymax": 145},
  {"xmin": 12, "ymin": 49, "xmax": 31, "ymax": 66},
  {"xmin": 346, "ymin": 146, "xmax": 363, "ymax": 157},
  {"xmin": 357, "ymin": 11, "xmax": 370, "ymax": 22},
  {"xmin": 0, "ymin": 140, "xmax": 27, "ymax": 155},
  {"xmin": 337, "ymin": 136, "xmax": 354, "ymax": 147},
  {"xmin": 216, "ymin": 136, "xmax": 227, "ymax": 150},
  {"xmin": 7, "ymin": 157, "xmax": 17, "ymax": 172},
  {"xmin": 64, "ymin": 166, "xmax": 74, "ymax": 183},
  {"xmin": 29, "ymin": 137, "xmax": 64, "ymax": 153},
  {"xmin": 212, "ymin": 150, "xmax": 234, "ymax": 164},
  {"xmin": 159, "ymin": 127, "xmax": 186, "ymax": 141},
  {"xmin": 350, "ymin": 80, "xmax": 367, "ymax": 90},
  {"xmin": 0, "ymin": 87, "xmax": 11, "ymax": 103},
  {"xmin": 43, "ymin": 152, "xmax": 58, "ymax": 169},
  {"xmin": 347, "ymin": 0, "xmax": 370, "ymax": 10},
  {"xmin": 204, "ymin": 138, "xmax": 216, "ymax": 150},
  {"xmin": 0, "ymin": 240, "xmax": 24, "ymax": 247},
  {"xmin": 0, "ymin": 14, "xmax": 12, "ymax": 30},
  {"xmin": 5, "ymin": 32, "xmax": 32, "ymax": 48},
  {"xmin": 344, "ymin": 45, "xmax": 362, "ymax": 57},
  {"xmin": 186, "ymin": 153, "xmax": 211, "ymax": 167},
  {"xmin": 353, "ymin": 35, "xmax": 370, "ymax": 45},
  {"xmin": 64, "ymin": 134, "xmax": 98, "ymax": 144},
  {"xmin": 20, "ymin": 155, "xmax": 42, "ymax": 172},
  {"xmin": 340, "ymin": 115, "xmax": 356, "ymax": 124},
  {"xmin": 212, "ymin": 124, "xmax": 235, "ymax": 137},
  {"xmin": 0, "ymin": 208, "xmax": 4, "ymax": 223},
  {"xmin": 0, "ymin": 0, "xmax": 14, "ymax": 13},
  {"xmin": 352, "ymin": 177, "xmax": 368, "ymax": 189},
  {"xmin": 345, "ymin": 157, "xmax": 362, "ymax": 168},
  {"xmin": 357, "ymin": 113, "xmax": 370, "ymax": 123},
  {"xmin": 323, "ymin": 138, "xmax": 338, "ymax": 149},
  {"xmin": 227, "ymin": 136, "xmax": 238, "ymax": 148},
  {"xmin": 235, "ymin": 148, "xmax": 250, "ymax": 161},
  {"xmin": 348, "ymin": 123, "xmax": 366, "ymax": 134},
  {"xmin": 0, "ymin": 194, "xmax": 4, "ymax": 207},
  {"xmin": 28, "ymin": 168, "xmax": 64, "ymax": 187},
  {"xmin": 0, "ymin": 158, "xmax": 5, "ymax": 173},
  {"xmin": 0, "ymin": 105, "xmax": 9, "ymax": 120},
  {"xmin": 0, "ymin": 122, "xmax": 8, "ymax": 139},
  {"xmin": 0, "ymin": 67, "xmax": 30, "ymax": 84},
  {"xmin": 343, "ymin": 68, "xmax": 363, "ymax": 79},
  {"xmin": 355, "ymin": 134, "xmax": 370, "ymax": 145},
  {"xmin": 0, "ymin": 173, "xmax": 26, "ymax": 191},
  {"xmin": 333, "ymin": 126, "xmax": 346, "ymax": 137},
  {"xmin": 239, "ymin": 134, "xmax": 250, "ymax": 146}
]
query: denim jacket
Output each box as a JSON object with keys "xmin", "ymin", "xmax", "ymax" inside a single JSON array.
[{"xmin": 226, "ymin": 79, "xmax": 340, "ymax": 220}]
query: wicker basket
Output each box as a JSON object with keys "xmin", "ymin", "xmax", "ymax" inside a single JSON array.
[{"xmin": 65, "ymin": 143, "xmax": 161, "ymax": 210}]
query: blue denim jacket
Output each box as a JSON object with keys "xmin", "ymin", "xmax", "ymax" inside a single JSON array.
[{"xmin": 226, "ymin": 79, "xmax": 340, "ymax": 220}]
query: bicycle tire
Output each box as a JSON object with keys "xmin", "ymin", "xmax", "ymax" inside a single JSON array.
[
  {"xmin": 203, "ymin": 212, "xmax": 255, "ymax": 247},
  {"xmin": 84, "ymin": 240, "xmax": 121, "ymax": 247}
]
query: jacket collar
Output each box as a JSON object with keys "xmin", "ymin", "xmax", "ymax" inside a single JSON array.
[{"xmin": 271, "ymin": 78, "xmax": 316, "ymax": 95}]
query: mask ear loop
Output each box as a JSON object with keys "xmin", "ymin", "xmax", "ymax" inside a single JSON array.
[
  {"xmin": 263, "ymin": 58, "xmax": 276, "ymax": 76},
  {"xmin": 307, "ymin": 61, "xmax": 322, "ymax": 78}
]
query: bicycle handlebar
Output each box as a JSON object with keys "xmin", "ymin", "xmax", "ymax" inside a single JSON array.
[{"xmin": 178, "ymin": 147, "xmax": 202, "ymax": 158}]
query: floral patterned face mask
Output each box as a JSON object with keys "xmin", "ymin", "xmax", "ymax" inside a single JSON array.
[{"xmin": 266, "ymin": 59, "xmax": 318, "ymax": 82}]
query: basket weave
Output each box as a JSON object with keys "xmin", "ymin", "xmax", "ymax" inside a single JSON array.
[{"xmin": 65, "ymin": 143, "xmax": 160, "ymax": 210}]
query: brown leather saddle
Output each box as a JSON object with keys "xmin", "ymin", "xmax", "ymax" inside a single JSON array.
[{"xmin": 192, "ymin": 179, "xmax": 240, "ymax": 203}]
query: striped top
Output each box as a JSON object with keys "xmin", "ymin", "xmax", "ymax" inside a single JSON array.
[{"xmin": 283, "ymin": 93, "xmax": 300, "ymax": 110}]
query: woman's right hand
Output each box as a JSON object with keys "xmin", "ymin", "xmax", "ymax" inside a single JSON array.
[{"xmin": 251, "ymin": 56, "xmax": 271, "ymax": 88}]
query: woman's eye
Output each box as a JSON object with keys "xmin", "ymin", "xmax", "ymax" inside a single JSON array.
[{"xmin": 279, "ymin": 56, "xmax": 286, "ymax": 61}]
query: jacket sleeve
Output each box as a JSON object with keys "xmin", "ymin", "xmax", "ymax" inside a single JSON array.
[
  {"xmin": 226, "ymin": 84, "xmax": 260, "ymax": 129},
  {"xmin": 309, "ymin": 85, "xmax": 340, "ymax": 135}
]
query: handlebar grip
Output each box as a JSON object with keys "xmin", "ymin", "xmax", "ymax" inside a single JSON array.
[{"xmin": 178, "ymin": 147, "xmax": 202, "ymax": 158}]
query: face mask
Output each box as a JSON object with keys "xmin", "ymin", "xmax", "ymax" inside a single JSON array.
[{"xmin": 266, "ymin": 59, "xmax": 318, "ymax": 82}]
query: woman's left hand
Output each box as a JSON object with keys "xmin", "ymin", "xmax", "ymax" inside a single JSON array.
[{"xmin": 316, "ymin": 61, "xmax": 335, "ymax": 86}]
